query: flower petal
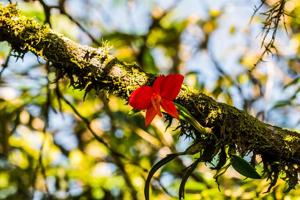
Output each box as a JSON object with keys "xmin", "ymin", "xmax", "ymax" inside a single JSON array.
[
  {"xmin": 161, "ymin": 99, "xmax": 179, "ymax": 119},
  {"xmin": 160, "ymin": 74, "xmax": 184, "ymax": 100},
  {"xmin": 145, "ymin": 106, "xmax": 157, "ymax": 126},
  {"xmin": 152, "ymin": 75, "xmax": 165, "ymax": 93},
  {"xmin": 129, "ymin": 86, "xmax": 153, "ymax": 110}
]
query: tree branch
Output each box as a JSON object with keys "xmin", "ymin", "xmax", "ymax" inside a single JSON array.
[{"xmin": 0, "ymin": 4, "xmax": 299, "ymax": 190}]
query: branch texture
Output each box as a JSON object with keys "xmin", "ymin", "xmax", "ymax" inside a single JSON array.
[{"xmin": 0, "ymin": 4, "xmax": 299, "ymax": 190}]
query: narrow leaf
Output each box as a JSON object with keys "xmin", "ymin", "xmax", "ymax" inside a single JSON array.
[
  {"xmin": 145, "ymin": 153, "xmax": 183, "ymax": 200},
  {"xmin": 231, "ymin": 155, "xmax": 261, "ymax": 179},
  {"xmin": 175, "ymin": 103, "xmax": 211, "ymax": 135},
  {"xmin": 179, "ymin": 158, "xmax": 201, "ymax": 200}
]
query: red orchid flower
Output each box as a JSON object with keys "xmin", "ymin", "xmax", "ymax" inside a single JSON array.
[{"xmin": 129, "ymin": 74, "xmax": 184, "ymax": 126}]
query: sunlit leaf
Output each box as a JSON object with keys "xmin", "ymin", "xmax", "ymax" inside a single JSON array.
[{"xmin": 128, "ymin": 109, "xmax": 141, "ymax": 116}]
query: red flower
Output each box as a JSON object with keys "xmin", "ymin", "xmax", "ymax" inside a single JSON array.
[{"xmin": 129, "ymin": 74, "xmax": 184, "ymax": 126}]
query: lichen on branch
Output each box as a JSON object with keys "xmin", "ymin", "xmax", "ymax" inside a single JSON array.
[{"xmin": 0, "ymin": 4, "xmax": 299, "ymax": 191}]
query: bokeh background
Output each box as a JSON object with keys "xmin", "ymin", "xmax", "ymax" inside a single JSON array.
[{"xmin": 0, "ymin": 0, "xmax": 299, "ymax": 199}]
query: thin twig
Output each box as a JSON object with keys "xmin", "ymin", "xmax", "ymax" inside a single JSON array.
[
  {"xmin": 251, "ymin": 0, "xmax": 287, "ymax": 69},
  {"xmin": 0, "ymin": 49, "xmax": 12, "ymax": 78},
  {"xmin": 58, "ymin": 3, "xmax": 101, "ymax": 46},
  {"xmin": 38, "ymin": 0, "xmax": 52, "ymax": 27}
]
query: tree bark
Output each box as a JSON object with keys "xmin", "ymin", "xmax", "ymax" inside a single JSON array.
[{"xmin": 0, "ymin": 4, "xmax": 299, "ymax": 189}]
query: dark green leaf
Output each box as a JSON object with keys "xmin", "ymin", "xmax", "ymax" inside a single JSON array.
[
  {"xmin": 179, "ymin": 158, "xmax": 201, "ymax": 200},
  {"xmin": 231, "ymin": 155, "xmax": 261, "ymax": 179},
  {"xmin": 145, "ymin": 153, "xmax": 183, "ymax": 200}
]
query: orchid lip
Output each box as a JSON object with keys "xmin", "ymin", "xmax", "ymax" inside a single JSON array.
[{"xmin": 151, "ymin": 93, "xmax": 162, "ymax": 117}]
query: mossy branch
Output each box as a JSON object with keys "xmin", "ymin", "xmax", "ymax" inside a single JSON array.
[{"xmin": 0, "ymin": 4, "xmax": 299, "ymax": 190}]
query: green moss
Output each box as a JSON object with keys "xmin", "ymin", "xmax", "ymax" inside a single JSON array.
[
  {"xmin": 0, "ymin": 5, "xmax": 53, "ymax": 62},
  {"xmin": 284, "ymin": 135, "xmax": 298, "ymax": 143}
]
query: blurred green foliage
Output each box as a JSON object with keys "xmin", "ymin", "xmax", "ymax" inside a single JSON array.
[{"xmin": 0, "ymin": 0, "xmax": 299, "ymax": 199}]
